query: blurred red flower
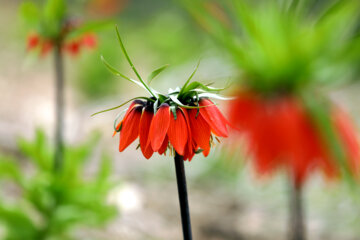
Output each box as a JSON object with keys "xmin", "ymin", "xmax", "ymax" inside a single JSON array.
[
  {"xmin": 114, "ymin": 98, "xmax": 229, "ymax": 161},
  {"xmin": 26, "ymin": 33, "xmax": 40, "ymax": 51},
  {"xmin": 26, "ymin": 32, "xmax": 97, "ymax": 57},
  {"xmin": 229, "ymin": 91, "xmax": 360, "ymax": 187}
]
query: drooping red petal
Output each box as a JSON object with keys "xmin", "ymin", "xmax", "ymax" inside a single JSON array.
[
  {"xmin": 139, "ymin": 106, "xmax": 154, "ymax": 159},
  {"xmin": 168, "ymin": 108, "xmax": 188, "ymax": 156},
  {"xmin": 199, "ymin": 98, "xmax": 228, "ymax": 137},
  {"xmin": 66, "ymin": 41, "xmax": 81, "ymax": 56},
  {"xmin": 149, "ymin": 104, "xmax": 171, "ymax": 151},
  {"xmin": 113, "ymin": 100, "xmax": 143, "ymax": 137},
  {"xmin": 158, "ymin": 135, "xmax": 169, "ymax": 155},
  {"xmin": 188, "ymin": 109, "xmax": 211, "ymax": 157},
  {"xmin": 181, "ymin": 109, "xmax": 196, "ymax": 161},
  {"xmin": 27, "ymin": 34, "xmax": 40, "ymax": 51},
  {"xmin": 40, "ymin": 41, "xmax": 53, "ymax": 57},
  {"xmin": 82, "ymin": 33, "xmax": 97, "ymax": 48},
  {"xmin": 119, "ymin": 106, "xmax": 142, "ymax": 152}
]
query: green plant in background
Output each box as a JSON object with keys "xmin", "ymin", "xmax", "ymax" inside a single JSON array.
[
  {"xmin": 19, "ymin": 0, "xmax": 111, "ymax": 171},
  {"xmin": 0, "ymin": 130, "xmax": 116, "ymax": 240}
]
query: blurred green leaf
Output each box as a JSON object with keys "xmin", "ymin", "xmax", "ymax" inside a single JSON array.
[
  {"xmin": 43, "ymin": 0, "xmax": 66, "ymax": 23},
  {"xmin": 0, "ymin": 206, "xmax": 39, "ymax": 240},
  {"xmin": 19, "ymin": 1, "xmax": 40, "ymax": 30},
  {"xmin": 68, "ymin": 20, "xmax": 114, "ymax": 40}
]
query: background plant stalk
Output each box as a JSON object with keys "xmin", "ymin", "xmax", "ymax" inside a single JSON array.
[
  {"xmin": 174, "ymin": 152, "xmax": 193, "ymax": 240},
  {"xmin": 54, "ymin": 41, "xmax": 65, "ymax": 171},
  {"xmin": 289, "ymin": 182, "xmax": 306, "ymax": 240}
]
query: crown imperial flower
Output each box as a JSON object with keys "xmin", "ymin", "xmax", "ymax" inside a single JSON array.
[
  {"xmin": 230, "ymin": 92, "xmax": 360, "ymax": 187},
  {"xmin": 94, "ymin": 28, "xmax": 230, "ymax": 160},
  {"xmin": 113, "ymin": 97, "xmax": 228, "ymax": 160},
  {"xmin": 27, "ymin": 32, "xmax": 97, "ymax": 57}
]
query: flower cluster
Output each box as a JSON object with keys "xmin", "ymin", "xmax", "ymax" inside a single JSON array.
[
  {"xmin": 94, "ymin": 28, "xmax": 230, "ymax": 160},
  {"xmin": 113, "ymin": 97, "xmax": 228, "ymax": 160},
  {"xmin": 230, "ymin": 92, "xmax": 360, "ymax": 187},
  {"xmin": 27, "ymin": 32, "xmax": 97, "ymax": 56},
  {"xmin": 20, "ymin": 0, "xmax": 98, "ymax": 57}
]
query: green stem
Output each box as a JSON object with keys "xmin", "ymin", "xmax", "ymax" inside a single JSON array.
[{"xmin": 115, "ymin": 27, "xmax": 157, "ymax": 98}]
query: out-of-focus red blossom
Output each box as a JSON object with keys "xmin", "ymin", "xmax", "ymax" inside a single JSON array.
[
  {"xmin": 40, "ymin": 41, "xmax": 53, "ymax": 57},
  {"xmin": 27, "ymin": 33, "xmax": 40, "ymax": 51},
  {"xmin": 64, "ymin": 34, "xmax": 97, "ymax": 56},
  {"xmin": 113, "ymin": 98, "xmax": 229, "ymax": 161},
  {"xmin": 229, "ymin": 91, "xmax": 360, "ymax": 188},
  {"xmin": 65, "ymin": 41, "xmax": 81, "ymax": 56},
  {"xmin": 26, "ymin": 32, "xmax": 97, "ymax": 57},
  {"xmin": 82, "ymin": 33, "xmax": 97, "ymax": 48}
]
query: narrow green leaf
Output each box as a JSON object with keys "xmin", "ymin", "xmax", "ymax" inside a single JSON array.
[
  {"xmin": 91, "ymin": 97, "xmax": 149, "ymax": 116},
  {"xmin": 115, "ymin": 26, "xmax": 157, "ymax": 98},
  {"xmin": 101, "ymin": 55, "xmax": 151, "ymax": 92},
  {"xmin": 169, "ymin": 95, "xmax": 213, "ymax": 109},
  {"xmin": 147, "ymin": 64, "xmax": 169, "ymax": 84},
  {"xmin": 179, "ymin": 61, "xmax": 200, "ymax": 96},
  {"xmin": 101, "ymin": 56, "xmax": 132, "ymax": 82}
]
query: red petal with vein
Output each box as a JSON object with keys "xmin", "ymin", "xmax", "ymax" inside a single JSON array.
[
  {"xmin": 140, "ymin": 107, "xmax": 154, "ymax": 159},
  {"xmin": 168, "ymin": 109, "xmax": 188, "ymax": 156},
  {"xmin": 149, "ymin": 104, "xmax": 170, "ymax": 151},
  {"xmin": 188, "ymin": 109, "xmax": 211, "ymax": 156},
  {"xmin": 182, "ymin": 109, "xmax": 195, "ymax": 160},
  {"xmin": 199, "ymin": 98, "xmax": 228, "ymax": 137},
  {"xmin": 158, "ymin": 135, "xmax": 169, "ymax": 155},
  {"xmin": 119, "ymin": 106, "xmax": 142, "ymax": 152}
]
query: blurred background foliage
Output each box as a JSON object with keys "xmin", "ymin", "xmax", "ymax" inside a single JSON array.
[{"xmin": 0, "ymin": 130, "xmax": 116, "ymax": 240}]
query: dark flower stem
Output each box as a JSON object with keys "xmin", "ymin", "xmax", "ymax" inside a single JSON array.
[
  {"xmin": 174, "ymin": 152, "xmax": 193, "ymax": 240},
  {"xmin": 289, "ymin": 182, "xmax": 306, "ymax": 240},
  {"xmin": 53, "ymin": 42, "xmax": 65, "ymax": 172}
]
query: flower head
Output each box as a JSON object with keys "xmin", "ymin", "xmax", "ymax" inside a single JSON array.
[
  {"xmin": 21, "ymin": 1, "xmax": 97, "ymax": 57},
  {"xmin": 112, "ymin": 97, "xmax": 228, "ymax": 160},
  {"xmin": 26, "ymin": 31, "xmax": 97, "ymax": 57},
  {"xmin": 230, "ymin": 92, "xmax": 360, "ymax": 187},
  {"xmin": 94, "ymin": 28, "xmax": 230, "ymax": 160}
]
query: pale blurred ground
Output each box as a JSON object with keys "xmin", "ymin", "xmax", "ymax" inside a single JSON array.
[{"xmin": 1, "ymin": 1, "xmax": 360, "ymax": 240}]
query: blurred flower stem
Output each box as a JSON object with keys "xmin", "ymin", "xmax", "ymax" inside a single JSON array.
[
  {"xmin": 289, "ymin": 182, "xmax": 305, "ymax": 240},
  {"xmin": 174, "ymin": 152, "xmax": 193, "ymax": 240},
  {"xmin": 54, "ymin": 40, "xmax": 65, "ymax": 171}
]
